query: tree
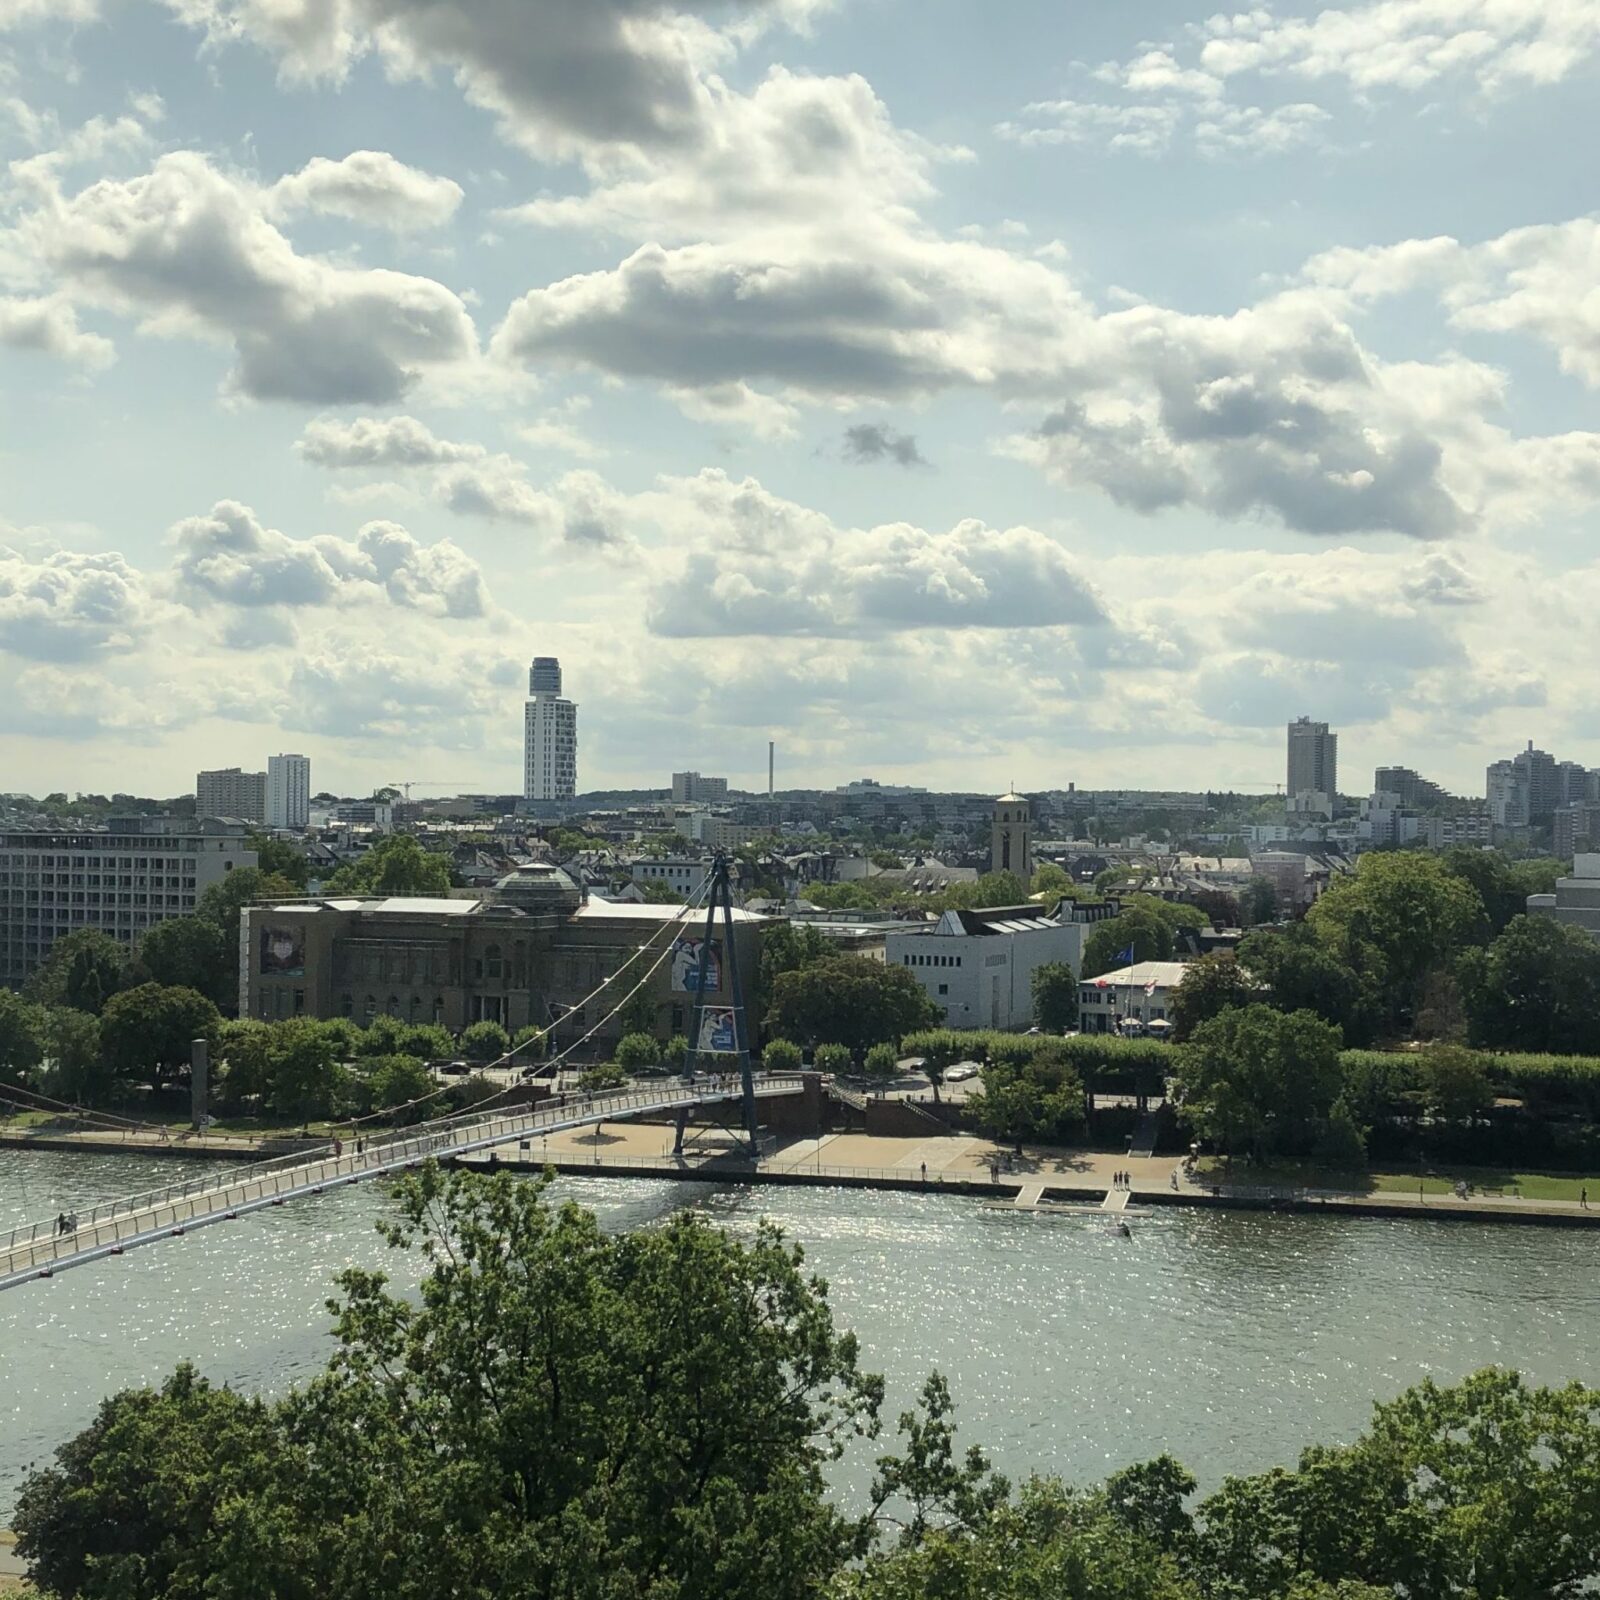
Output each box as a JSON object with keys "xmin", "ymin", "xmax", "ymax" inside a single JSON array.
[
  {"xmin": 1238, "ymin": 878, "xmax": 1279, "ymax": 927},
  {"xmin": 1172, "ymin": 1004, "xmax": 1347, "ymax": 1164},
  {"xmin": 133, "ymin": 917, "xmax": 232, "ymax": 1011},
  {"xmin": 1167, "ymin": 954, "xmax": 1256, "ymax": 1042},
  {"xmin": 266, "ymin": 1018, "xmax": 345, "ymax": 1122},
  {"xmin": 245, "ymin": 832, "xmax": 310, "ymax": 889},
  {"xmin": 98, "ymin": 984, "xmax": 222, "ymax": 1093},
  {"xmin": 15, "ymin": 1166, "xmax": 887, "ymax": 1600},
  {"xmin": 901, "ymin": 1029, "xmax": 966, "ymax": 1102},
  {"xmin": 767, "ymin": 956, "xmax": 939, "ymax": 1057},
  {"xmin": 0, "ymin": 990, "xmax": 45, "ymax": 1089},
  {"xmin": 863, "ymin": 1042, "xmax": 900, "ymax": 1083},
  {"xmin": 459, "ymin": 1021, "xmax": 511, "ymax": 1063},
  {"xmin": 1028, "ymin": 861, "xmax": 1075, "ymax": 899},
  {"xmin": 194, "ymin": 868, "xmax": 301, "ymax": 942},
  {"xmin": 1458, "ymin": 914, "xmax": 1600, "ymax": 1055},
  {"xmin": 1082, "ymin": 907, "xmax": 1172, "ymax": 978},
  {"xmin": 24, "ymin": 929, "xmax": 127, "ymax": 1015},
  {"xmin": 763, "ymin": 1038, "xmax": 803, "ymax": 1072},
  {"xmin": 579, "ymin": 1061, "xmax": 628, "ymax": 1091},
  {"xmin": 638, "ymin": 879, "xmax": 685, "ymax": 904},
  {"xmin": 38, "ymin": 1008, "xmax": 108, "ymax": 1104},
  {"xmin": 1238, "ymin": 923, "xmax": 1379, "ymax": 1046},
  {"xmin": 216, "ymin": 1019, "xmax": 276, "ymax": 1111},
  {"xmin": 969, "ymin": 1046, "xmax": 1085, "ymax": 1153},
  {"xmin": 664, "ymin": 1033, "xmax": 689, "ymax": 1069},
  {"xmin": 614, "ymin": 1032, "xmax": 661, "ymax": 1070},
  {"xmin": 363, "ymin": 1053, "xmax": 434, "ymax": 1120},
  {"xmin": 758, "ymin": 921, "xmax": 832, "ymax": 1016},
  {"xmin": 324, "ymin": 834, "xmax": 453, "ymax": 897},
  {"xmin": 1029, "ymin": 963, "xmax": 1078, "ymax": 1032},
  {"xmin": 815, "ymin": 1042, "xmax": 852, "ymax": 1074},
  {"xmin": 1415, "ymin": 1044, "xmax": 1493, "ymax": 1130},
  {"xmin": 1307, "ymin": 852, "xmax": 1487, "ymax": 1023}
]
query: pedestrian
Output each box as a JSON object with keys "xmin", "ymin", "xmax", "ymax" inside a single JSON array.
[
  {"xmin": 1583, "ymin": 1187, "xmax": 1589, "ymax": 1210},
  {"xmin": 920, "ymin": 1162, "xmax": 927, "ymax": 1184},
  {"xmin": 54, "ymin": 1212, "xmax": 66, "ymax": 1236}
]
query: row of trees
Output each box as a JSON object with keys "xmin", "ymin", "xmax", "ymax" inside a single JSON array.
[{"xmin": 15, "ymin": 1166, "xmax": 1600, "ymax": 1600}]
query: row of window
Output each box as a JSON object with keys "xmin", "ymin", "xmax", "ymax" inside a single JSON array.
[
  {"xmin": 2, "ymin": 893, "xmax": 188, "ymax": 907},
  {"xmin": 0, "ymin": 874, "xmax": 194, "ymax": 888},
  {"xmin": 901, "ymin": 952, "xmax": 964, "ymax": 968},
  {"xmin": 0, "ymin": 852, "xmax": 202, "ymax": 867}
]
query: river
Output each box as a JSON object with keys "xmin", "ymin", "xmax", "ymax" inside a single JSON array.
[{"xmin": 2, "ymin": 1147, "xmax": 1598, "ymax": 1516}]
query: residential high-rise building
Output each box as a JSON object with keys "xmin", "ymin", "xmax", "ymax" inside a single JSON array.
[
  {"xmin": 524, "ymin": 656, "xmax": 578, "ymax": 801},
  {"xmin": 266, "ymin": 753, "xmax": 311, "ymax": 831},
  {"xmin": 0, "ymin": 817, "xmax": 256, "ymax": 984},
  {"xmin": 1373, "ymin": 766, "xmax": 1449, "ymax": 810},
  {"xmin": 671, "ymin": 771, "xmax": 729, "ymax": 803},
  {"xmin": 1287, "ymin": 717, "xmax": 1337, "ymax": 808},
  {"xmin": 1486, "ymin": 760, "xmax": 1530, "ymax": 828},
  {"xmin": 196, "ymin": 766, "xmax": 267, "ymax": 822}
]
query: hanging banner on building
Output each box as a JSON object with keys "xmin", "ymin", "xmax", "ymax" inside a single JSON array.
[
  {"xmin": 696, "ymin": 1007, "xmax": 738, "ymax": 1054},
  {"xmin": 259, "ymin": 926, "xmax": 305, "ymax": 977},
  {"xmin": 671, "ymin": 936, "xmax": 722, "ymax": 993}
]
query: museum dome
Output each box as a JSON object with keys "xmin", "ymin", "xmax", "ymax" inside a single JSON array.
[{"xmin": 491, "ymin": 861, "xmax": 582, "ymax": 917}]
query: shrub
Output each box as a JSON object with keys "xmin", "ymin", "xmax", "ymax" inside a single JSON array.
[
  {"xmin": 615, "ymin": 1032, "xmax": 662, "ymax": 1070},
  {"xmin": 460, "ymin": 1021, "xmax": 511, "ymax": 1063},
  {"xmin": 763, "ymin": 1038, "xmax": 803, "ymax": 1072},
  {"xmin": 863, "ymin": 1042, "xmax": 899, "ymax": 1080},
  {"xmin": 814, "ymin": 1042, "xmax": 851, "ymax": 1075},
  {"xmin": 664, "ymin": 1034, "xmax": 689, "ymax": 1069}
]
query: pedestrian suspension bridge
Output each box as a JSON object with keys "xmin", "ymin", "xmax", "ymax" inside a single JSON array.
[{"xmin": 0, "ymin": 1074, "xmax": 804, "ymax": 1293}]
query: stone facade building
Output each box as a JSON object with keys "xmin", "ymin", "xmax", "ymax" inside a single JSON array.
[{"xmin": 240, "ymin": 864, "xmax": 764, "ymax": 1054}]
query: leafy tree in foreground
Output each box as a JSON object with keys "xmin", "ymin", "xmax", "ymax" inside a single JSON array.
[
  {"xmin": 613, "ymin": 1031, "xmax": 660, "ymax": 1070},
  {"xmin": 0, "ymin": 989, "xmax": 45, "ymax": 1089},
  {"xmin": 968, "ymin": 1045, "xmax": 1085, "ymax": 1153},
  {"xmin": 1458, "ymin": 913, "xmax": 1600, "ymax": 1056},
  {"xmin": 132, "ymin": 916, "xmax": 233, "ymax": 1011},
  {"xmin": 459, "ymin": 1019, "xmax": 511, "ymax": 1063},
  {"xmin": 97, "ymin": 984, "xmax": 222, "ymax": 1093},
  {"xmin": 38, "ymin": 1007, "xmax": 107, "ymax": 1104},
  {"xmin": 1167, "ymin": 953, "xmax": 1256, "ymax": 1041},
  {"xmin": 194, "ymin": 868, "xmax": 300, "ymax": 942}
]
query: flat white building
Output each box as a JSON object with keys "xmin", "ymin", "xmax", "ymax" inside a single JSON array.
[
  {"xmin": 523, "ymin": 655, "xmax": 578, "ymax": 801},
  {"xmin": 266, "ymin": 753, "xmax": 311, "ymax": 831},
  {"xmin": 672, "ymin": 772, "xmax": 728, "ymax": 803},
  {"xmin": 886, "ymin": 906, "xmax": 1085, "ymax": 1031},
  {"xmin": 1529, "ymin": 853, "xmax": 1600, "ymax": 942},
  {"xmin": 0, "ymin": 817, "xmax": 257, "ymax": 983},
  {"xmin": 1077, "ymin": 960, "xmax": 1190, "ymax": 1035},
  {"xmin": 630, "ymin": 858, "xmax": 709, "ymax": 898}
]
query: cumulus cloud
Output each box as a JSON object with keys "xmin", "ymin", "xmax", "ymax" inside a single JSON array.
[
  {"xmin": 296, "ymin": 414, "xmax": 485, "ymax": 467},
  {"xmin": 266, "ymin": 150, "xmax": 463, "ymax": 231},
  {"xmin": 841, "ymin": 422, "xmax": 927, "ymax": 467},
  {"xmin": 0, "ymin": 546, "xmax": 152, "ymax": 660},
  {"xmin": 168, "ymin": 499, "xmax": 488, "ymax": 619},
  {"xmin": 165, "ymin": 0, "xmax": 830, "ymax": 162},
  {"xmin": 637, "ymin": 468, "xmax": 1106, "ymax": 637},
  {"xmin": 0, "ymin": 294, "xmax": 114, "ymax": 367},
  {"xmin": 16, "ymin": 152, "xmax": 477, "ymax": 403}
]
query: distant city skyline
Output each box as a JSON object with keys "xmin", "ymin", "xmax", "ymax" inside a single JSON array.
[{"xmin": 3, "ymin": 3, "xmax": 1599, "ymax": 798}]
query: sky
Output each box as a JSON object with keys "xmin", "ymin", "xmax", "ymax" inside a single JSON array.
[{"xmin": 1, "ymin": 0, "xmax": 1598, "ymax": 802}]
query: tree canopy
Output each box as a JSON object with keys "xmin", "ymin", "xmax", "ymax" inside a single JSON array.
[
  {"xmin": 1458, "ymin": 914, "xmax": 1600, "ymax": 1055},
  {"xmin": 767, "ymin": 955, "xmax": 939, "ymax": 1056},
  {"xmin": 324, "ymin": 833, "xmax": 454, "ymax": 897}
]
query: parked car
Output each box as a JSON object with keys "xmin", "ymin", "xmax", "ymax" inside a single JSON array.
[
  {"xmin": 946, "ymin": 1062, "xmax": 981, "ymax": 1082},
  {"xmin": 438, "ymin": 1060, "xmax": 472, "ymax": 1077}
]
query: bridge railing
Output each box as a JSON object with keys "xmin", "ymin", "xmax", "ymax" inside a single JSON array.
[{"xmin": 0, "ymin": 1073, "xmax": 802, "ymax": 1260}]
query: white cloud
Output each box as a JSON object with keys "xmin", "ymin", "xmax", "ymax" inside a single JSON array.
[
  {"xmin": 0, "ymin": 0, "xmax": 98, "ymax": 27},
  {"xmin": 14, "ymin": 151, "xmax": 478, "ymax": 403},
  {"xmin": 168, "ymin": 499, "xmax": 488, "ymax": 620},
  {"xmin": 266, "ymin": 150, "xmax": 463, "ymax": 232},
  {"xmin": 0, "ymin": 546, "xmax": 152, "ymax": 660},
  {"xmin": 0, "ymin": 294, "xmax": 114, "ymax": 367},
  {"xmin": 296, "ymin": 413, "xmax": 484, "ymax": 467}
]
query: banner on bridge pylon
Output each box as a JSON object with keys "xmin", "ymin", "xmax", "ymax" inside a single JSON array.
[{"xmin": 696, "ymin": 1007, "xmax": 738, "ymax": 1054}]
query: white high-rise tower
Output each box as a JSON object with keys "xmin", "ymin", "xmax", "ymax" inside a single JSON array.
[
  {"xmin": 265, "ymin": 753, "xmax": 310, "ymax": 830},
  {"xmin": 524, "ymin": 656, "xmax": 577, "ymax": 800}
]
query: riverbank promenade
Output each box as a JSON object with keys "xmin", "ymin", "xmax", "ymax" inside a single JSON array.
[{"xmin": 463, "ymin": 1121, "xmax": 1600, "ymax": 1228}]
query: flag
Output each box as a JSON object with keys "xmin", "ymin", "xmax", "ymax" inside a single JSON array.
[
  {"xmin": 1145, "ymin": 979, "xmax": 1158, "ymax": 996},
  {"xmin": 1115, "ymin": 944, "xmax": 1135, "ymax": 964}
]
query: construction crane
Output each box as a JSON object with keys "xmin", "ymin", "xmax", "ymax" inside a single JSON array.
[{"xmin": 388, "ymin": 780, "xmax": 487, "ymax": 800}]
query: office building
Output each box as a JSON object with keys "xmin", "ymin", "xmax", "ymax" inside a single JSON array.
[
  {"xmin": 671, "ymin": 772, "xmax": 729, "ymax": 803},
  {"xmin": 1287, "ymin": 717, "xmax": 1337, "ymax": 809},
  {"xmin": 886, "ymin": 905, "xmax": 1085, "ymax": 1030},
  {"xmin": 0, "ymin": 817, "xmax": 256, "ymax": 984},
  {"xmin": 266, "ymin": 754, "xmax": 311, "ymax": 831},
  {"xmin": 241, "ymin": 863, "xmax": 763, "ymax": 1042},
  {"xmin": 195, "ymin": 767, "xmax": 266, "ymax": 822},
  {"xmin": 991, "ymin": 792, "xmax": 1034, "ymax": 883},
  {"xmin": 524, "ymin": 656, "xmax": 578, "ymax": 801}
]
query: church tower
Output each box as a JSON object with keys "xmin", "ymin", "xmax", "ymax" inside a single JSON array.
[{"xmin": 991, "ymin": 792, "xmax": 1033, "ymax": 886}]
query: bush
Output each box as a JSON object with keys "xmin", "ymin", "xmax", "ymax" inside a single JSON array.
[
  {"xmin": 664, "ymin": 1035, "xmax": 689, "ymax": 1069},
  {"xmin": 447, "ymin": 1074, "xmax": 502, "ymax": 1112},
  {"xmin": 814, "ymin": 1042, "xmax": 851, "ymax": 1075},
  {"xmin": 615, "ymin": 1032, "xmax": 661, "ymax": 1070},
  {"xmin": 511, "ymin": 1024, "xmax": 546, "ymax": 1061},
  {"xmin": 763, "ymin": 1038, "xmax": 803, "ymax": 1072},
  {"xmin": 579, "ymin": 1063, "xmax": 627, "ymax": 1092},
  {"xmin": 460, "ymin": 1021, "xmax": 511, "ymax": 1063},
  {"xmin": 863, "ymin": 1042, "xmax": 899, "ymax": 1081}
]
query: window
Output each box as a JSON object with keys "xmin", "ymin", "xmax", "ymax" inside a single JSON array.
[
  {"xmin": 937, "ymin": 983, "xmax": 949, "ymax": 996},
  {"xmin": 484, "ymin": 943, "xmax": 503, "ymax": 979}
]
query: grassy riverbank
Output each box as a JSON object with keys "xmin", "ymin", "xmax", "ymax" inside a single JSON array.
[{"xmin": 1196, "ymin": 1156, "xmax": 1600, "ymax": 1203}]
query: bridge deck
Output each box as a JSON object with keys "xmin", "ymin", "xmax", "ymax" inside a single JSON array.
[{"xmin": 0, "ymin": 1075, "xmax": 801, "ymax": 1293}]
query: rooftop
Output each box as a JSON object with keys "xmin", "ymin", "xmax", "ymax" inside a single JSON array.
[{"xmin": 1086, "ymin": 961, "xmax": 1190, "ymax": 989}]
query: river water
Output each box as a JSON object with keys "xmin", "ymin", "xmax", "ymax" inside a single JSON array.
[{"xmin": 2, "ymin": 1147, "xmax": 1598, "ymax": 1515}]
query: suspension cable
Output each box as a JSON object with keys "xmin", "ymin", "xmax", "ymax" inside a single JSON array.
[
  {"xmin": 0, "ymin": 1080, "xmax": 159, "ymax": 1132},
  {"xmin": 337, "ymin": 868, "xmax": 716, "ymax": 1130}
]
